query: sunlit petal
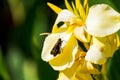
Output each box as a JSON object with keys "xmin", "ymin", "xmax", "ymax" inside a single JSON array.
[
  {"xmin": 74, "ymin": 26, "xmax": 88, "ymax": 42},
  {"xmin": 57, "ymin": 72, "xmax": 70, "ymax": 80},
  {"xmin": 54, "ymin": 9, "xmax": 76, "ymax": 26},
  {"xmin": 85, "ymin": 43, "xmax": 106, "ymax": 64},
  {"xmin": 57, "ymin": 59, "xmax": 81, "ymax": 80},
  {"xmin": 49, "ymin": 34, "xmax": 78, "ymax": 70},
  {"xmin": 86, "ymin": 4, "xmax": 120, "ymax": 37},
  {"xmin": 75, "ymin": 0, "xmax": 86, "ymax": 21},
  {"xmin": 75, "ymin": 72, "xmax": 93, "ymax": 80},
  {"xmin": 78, "ymin": 61, "xmax": 100, "ymax": 74},
  {"xmin": 41, "ymin": 27, "xmax": 69, "ymax": 61},
  {"xmin": 41, "ymin": 33, "xmax": 64, "ymax": 61},
  {"xmin": 65, "ymin": 0, "xmax": 74, "ymax": 13},
  {"xmin": 47, "ymin": 2, "xmax": 62, "ymax": 14},
  {"xmin": 85, "ymin": 35, "xmax": 119, "ymax": 64},
  {"xmin": 52, "ymin": 24, "xmax": 68, "ymax": 33},
  {"xmin": 51, "ymin": 9, "xmax": 76, "ymax": 33}
]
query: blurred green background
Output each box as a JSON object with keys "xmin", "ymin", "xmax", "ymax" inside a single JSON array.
[{"xmin": 0, "ymin": 0, "xmax": 120, "ymax": 80}]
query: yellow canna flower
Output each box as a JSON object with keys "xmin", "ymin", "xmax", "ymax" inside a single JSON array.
[
  {"xmin": 46, "ymin": 0, "xmax": 120, "ymax": 65},
  {"xmin": 41, "ymin": 0, "xmax": 120, "ymax": 79}
]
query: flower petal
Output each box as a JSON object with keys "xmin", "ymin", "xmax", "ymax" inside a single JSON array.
[
  {"xmin": 47, "ymin": 2, "xmax": 62, "ymax": 14},
  {"xmin": 41, "ymin": 27, "xmax": 69, "ymax": 61},
  {"xmin": 74, "ymin": 26, "xmax": 89, "ymax": 42},
  {"xmin": 86, "ymin": 4, "xmax": 120, "ymax": 37},
  {"xmin": 41, "ymin": 33, "xmax": 62, "ymax": 61},
  {"xmin": 85, "ymin": 44, "xmax": 106, "ymax": 64},
  {"xmin": 49, "ymin": 34, "xmax": 78, "ymax": 70},
  {"xmin": 78, "ymin": 61, "xmax": 100, "ymax": 74},
  {"xmin": 94, "ymin": 36, "xmax": 118, "ymax": 57},
  {"xmin": 65, "ymin": 0, "xmax": 74, "ymax": 13},
  {"xmin": 54, "ymin": 9, "xmax": 76, "ymax": 26},
  {"xmin": 85, "ymin": 35, "xmax": 118, "ymax": 64},
  {"xmin": 52, "ymin": 9, "xmax": 76, "ymax": 33},
  {"xmin": 57, "ymin": 59, "xmax": 81, "ymax": 80},
  {"xmin": 75, "ymin": 72, "xmax": 93, "ymax": 80},
  {"xmin": 57, "ymin": 72, "xmax": 70, "ymax": 80}
]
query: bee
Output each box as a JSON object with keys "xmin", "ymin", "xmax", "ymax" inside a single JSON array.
[{"xmin": 50, "ymin": 38, "xmax": 62, "ymax": 56}]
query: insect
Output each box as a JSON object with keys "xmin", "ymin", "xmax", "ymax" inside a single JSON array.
[{"xmin": 50, "ymin": 38, "xmax": 62, "ymax": 56}]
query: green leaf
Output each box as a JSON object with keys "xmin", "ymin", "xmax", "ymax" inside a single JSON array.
[
  {"xmin": 110, "ymin": 0, "xmax": 120, "ymax": 12},
  {"xmin": 0, "ymin": 48, "xmax": 10, "ymax": 80},
  {"xmin": 107, "ymin": 48, "xmax": 120, "ymax": 80}
]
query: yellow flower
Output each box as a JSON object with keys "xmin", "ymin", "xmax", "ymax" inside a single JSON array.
[
  {"xmin": 46, "ymin": 0, "xmax": 120, "ymax": 65},
  {"xmin": 41, "ymin": 0, "xmax": 120, "ymax": 79}
]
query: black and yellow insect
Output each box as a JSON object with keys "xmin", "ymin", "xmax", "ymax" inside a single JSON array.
[{"xmin": 50, "ymin": 38, "xmax": 62, "ymax": 56}]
